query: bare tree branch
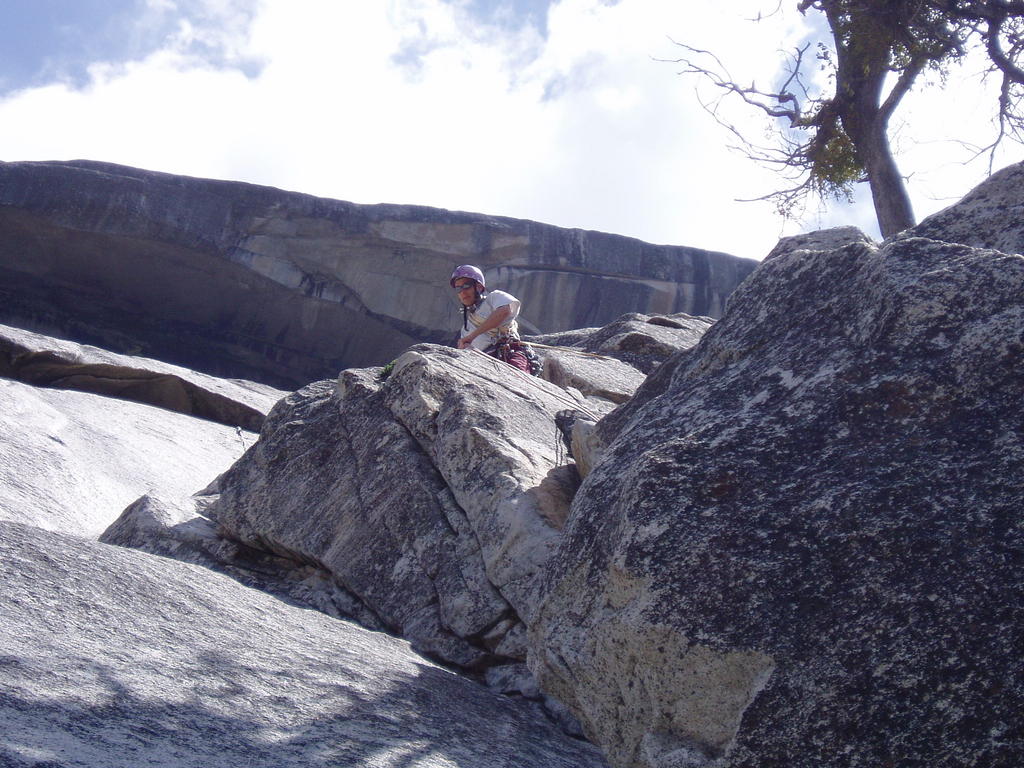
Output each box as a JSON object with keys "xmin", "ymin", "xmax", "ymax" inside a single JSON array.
[
  {"xmin": 879, "ymin": 56, "xmax": 927, "ymax": 123},
  {"xmin": 667, "ymin": 0, "xmax": 1024, "ymax": 236}
]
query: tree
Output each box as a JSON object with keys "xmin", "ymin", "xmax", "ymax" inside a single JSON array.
[{"xmin": 671, "ymin": 1, "xmax": 1024, "ymax": 237}]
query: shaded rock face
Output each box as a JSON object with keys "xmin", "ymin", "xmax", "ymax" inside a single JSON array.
[
  {"xmin": 530, "ymin": 226, "xmax": 1024, "ymax": 764},
  {"xmin": 0, "ymin": 160, "xmax": 755, "ymax": 388},
  {"xmin": 0, "ymin": 322, "xmax": 286, "ymax": 431},
  {"xmin": 0, "ymin": 521, "xmax": 610, "ymax": 768}
]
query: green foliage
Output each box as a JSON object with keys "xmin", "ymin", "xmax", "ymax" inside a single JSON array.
[
  {"xmin": 810, "ymin": 130, "xmax": 861, "ymax": 201},
  {"xmin": 378, "ymin": 360, "xmax": 396, "ymax": 381}
]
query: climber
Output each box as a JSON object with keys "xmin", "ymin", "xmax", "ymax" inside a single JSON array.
[{"xmin": 450, "ymin": 264, "xmax": 541, "ymax": 375}]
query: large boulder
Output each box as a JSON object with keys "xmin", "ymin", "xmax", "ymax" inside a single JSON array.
[
  {"xmin": 0, "ymin": 160, "xmax": 756, "ymax": 388},
  {"xmin": 529, "ymin": 224, "xmax": 1024, "ymax": 763},
  {"xmin": 909, "ymin": 160, "xmax": 1024, "ymax": 255},
  {"xmin": 379, "ymin": 346, "xmax": 591, "ymax": 621},
  {"xmin": 0, "ymin": 521, "xmax": 609, "ymax": 768},
  {"xmin": 130, "ymin": 345, "xmax": 592, "ymax": 674},
  {"xmin": 540, "ymin": 348, "xmax": 645, "ymax": 409}
]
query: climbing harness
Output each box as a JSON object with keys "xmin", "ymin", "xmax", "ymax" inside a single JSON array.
[{"xmin": 486, "ymin": 336, "xmax": 543, "ymax": 376}]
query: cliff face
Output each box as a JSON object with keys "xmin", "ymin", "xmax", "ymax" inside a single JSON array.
[{"xmin": 0, "ymin": 160, "xmax": 755, "ymax": 389}]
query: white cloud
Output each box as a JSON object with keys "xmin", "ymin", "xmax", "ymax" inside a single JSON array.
[{"xmin": 0, "ymin": 0, "xmax": 1021, "ymax": 262}]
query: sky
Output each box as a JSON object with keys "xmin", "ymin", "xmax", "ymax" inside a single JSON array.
[{"xmin": 0, "ymin": 0, "xmax": 1021, "ymax": 262}]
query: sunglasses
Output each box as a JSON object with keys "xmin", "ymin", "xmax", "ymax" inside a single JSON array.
[{"xmin": 454, "ymin": 282, "xmax": 477, "ymax": 293}]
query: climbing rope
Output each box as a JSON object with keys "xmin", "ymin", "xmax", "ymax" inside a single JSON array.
[
  {"xmin": 234, "ymin": 426, "xmax": 250, "ymax": 457},
  {"xmin": 555, "ymin": 425, "xmax": 566, "ymax": 466},
  {"xmin": 521, "ymin": 341, "xmax": 614, "ymax": 360}
]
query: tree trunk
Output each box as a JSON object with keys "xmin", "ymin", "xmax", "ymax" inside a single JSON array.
[
  {"xmin": 860, "ymin": 121, "xmax": 916, "ymax": 238},
  {"xmin": 823, "ymin": 0, "xmax": 917, "ymax": 238}
]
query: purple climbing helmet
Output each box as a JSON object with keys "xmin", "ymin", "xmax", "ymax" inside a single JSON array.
[{"xmin": 450, "ymin": 264, "xmax": 486, "ymax": 291}]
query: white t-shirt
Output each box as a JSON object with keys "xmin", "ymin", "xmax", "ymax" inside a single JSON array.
[{"xmin": 460, "ymin": 290, "xmax": 522, "ymax": 351}]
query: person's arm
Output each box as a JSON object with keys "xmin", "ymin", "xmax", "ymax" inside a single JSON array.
[{"xmin": 457, "ymin": 305, "xmax": 513, "ymax": 349}]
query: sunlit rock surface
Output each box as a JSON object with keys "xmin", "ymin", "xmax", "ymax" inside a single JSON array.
[
  {"xmin": 0, "ymin": 521, "xmax": 609, "ymax": 768},
  {"xmin": 0, "ymin": 378, "xmax": 255, "ymax": 538},
  {"xmin": 530, "ymin": 312, "xmax": 714, "ymax": 375}
]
